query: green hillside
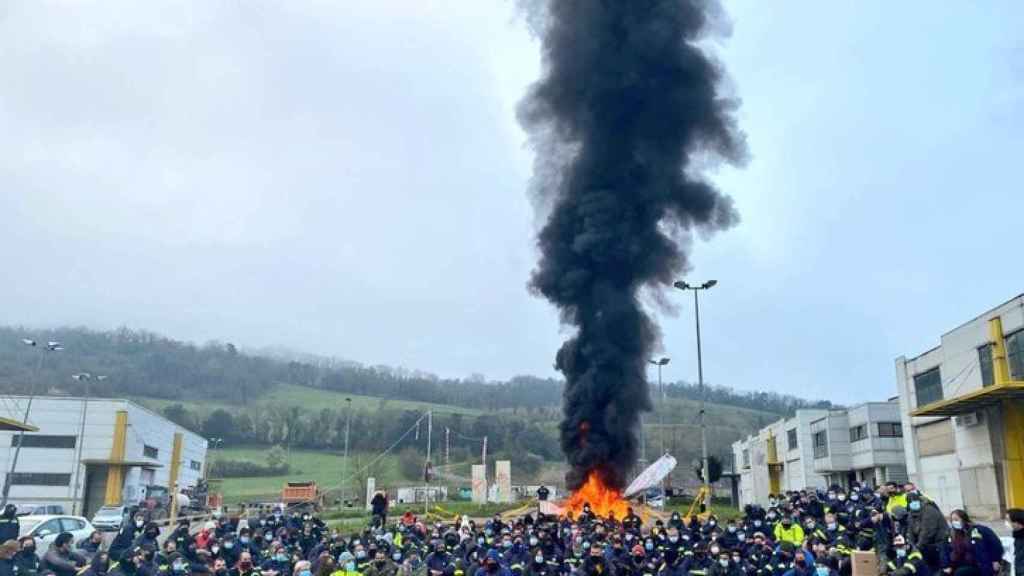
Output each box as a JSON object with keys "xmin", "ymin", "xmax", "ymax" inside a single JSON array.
[{"xmin": 135, "ymin": 382, "xmax": 482, "ymax": 419}]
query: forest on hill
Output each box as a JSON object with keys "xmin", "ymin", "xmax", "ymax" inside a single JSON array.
[{"xmin": 0, "ymin": 326, "xmax": 836, "ymax": 469}]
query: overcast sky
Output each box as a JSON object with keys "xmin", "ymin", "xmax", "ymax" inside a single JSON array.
[{"xmin": 3, "ymin": 1, "xmax": 1022, "ymax": 404}]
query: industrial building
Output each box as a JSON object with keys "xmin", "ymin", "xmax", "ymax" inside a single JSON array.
[
  {"xmin": 732, "ymin": 401, "xmax": 907, "ymax": 508},
  {"xmin": 895, "ymin": 294, "xmax": 1024, "ymax": 520},
  {"xmin": 0, "ymin": 396, "xmax": 207, "ymax": 517}
]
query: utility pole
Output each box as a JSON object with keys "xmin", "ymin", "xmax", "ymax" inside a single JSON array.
[
  {"xmin": 342, "ymin": 398, "xmax": 351, "ymax": 505},
  {"xmin": 2, "ymin": 339, "xmax": 61, "ymax": 508},
  {"xmin": 445, "ymin": 427, "xmax": 450, "ymax": 466}
]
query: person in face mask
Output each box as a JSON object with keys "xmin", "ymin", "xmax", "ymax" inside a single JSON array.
[
  {"xmin": 707, "ymin": 550, "xmax": 741, "ymax": 576},
  {"xmin": 524, "ymin": 548, "xmax": 555, "ymax": 576},
  {"xmin": 259, "ymin": 546, "xmax": 292, "ymax": 576},
  {"xmin": 360, "ymin": 550, "xmax": 396, "ymax": 576},
  {"xmin": 133, "ymin": 524, "xmax": 161, "ymax": 552},
  {"xmin": 943, "ymin": 509, "xmax": 1003, "ymax": 576},
  {"xmin": 774, "ymin": 516, "xmax": 805, "ymax": 548},
  {"xmin": 110, "ymin": 512, "xmax": 148, "ymax": 563},
  {"xmin": 330, "ymin": 552, "xmax": 359, "ymax": 576},
  {"xmin": 474, "ymin": 551, "xmax": 509, "ymax": 576},
  {"xmin": 881, "ymin": 535, "xmax": 924, "ymax": 576},
  {"xmin": 905, "ymin": 494, "xmax": 948, "ymax": 571}
]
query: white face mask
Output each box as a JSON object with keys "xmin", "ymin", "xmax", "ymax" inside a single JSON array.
[{"xmin": 719, "ymin": 560, "xmax": 729, "ymax": 568}]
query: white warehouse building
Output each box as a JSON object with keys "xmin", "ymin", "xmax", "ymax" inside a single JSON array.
[
  {"xmin": 733, "ymin": 401, "xmax": 907, "ymax": 508},
  {"xmin": 0, "ymin": 396, "xmax": 207, "ymax": 517},
  {"xmin": 895, "ymin": 294, "xmax": 1024, "ymax": 520}
]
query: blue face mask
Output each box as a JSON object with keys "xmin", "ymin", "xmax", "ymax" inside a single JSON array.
[
  {"xmin": 644, "ymin": 543, "xmax": 653, "ymax": 552},
  {"xmin": 299, "ymin": 572, "xmax": 312, "ymax": 576},
  {"xmin": 909, "ymin": 501, "xmax": 921, "ymax": 512},
  {"xmin": 345, "ymin": 563, "xmax": 356, "ymax": 572}
]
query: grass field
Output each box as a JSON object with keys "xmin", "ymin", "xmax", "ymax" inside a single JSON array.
[
  {"xmin": 213, "ymin": 447, "xmax": 404, "ymax": 504},
  {"xmin": 135, "ymin": 382, "xmax": 483, "ymax": 419}
]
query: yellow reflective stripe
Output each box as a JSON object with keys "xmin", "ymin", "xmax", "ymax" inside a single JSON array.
[
  {"xmin": 908, "ymin": 552, "xmax": 922, "ymax": 561},
  {"xmin": 905, "ymin": 563, "xmax": 917, "ymax": 573}
]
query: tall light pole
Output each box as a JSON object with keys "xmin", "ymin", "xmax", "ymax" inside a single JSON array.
[
  {"xmin": 342, "ymin": 397, "xmax": 352, "ymax": 505},
  {"xmin": 648, "ymin": 358, "xmax": 671, "ymax": 456},
  {"xmin": 648, "ymin": 357, "xmax": 671, "ymax": 502},
  {"xmin": 70, "ymin": 372, "xmax": 104, "ymax": 515},
  {"xmin": 2, "ymin": 339, "xmax": 62, "ymax": 508},
  {"xmin": 673, "ymin": 279, "xmax": 717, "ymax": 511}
]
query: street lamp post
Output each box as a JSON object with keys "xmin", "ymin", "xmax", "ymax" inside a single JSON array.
[
  {"xmin": 342, "ymin": 397, "xmax": 352, "ymax": 506},
  {"xmin": 70, "ymin": 372, "xmax": 104, "ymax": 515},
  {"xmin": 673, "ymin": 279, "xmax": 717, "ymax": 511},
  {"xmin": 648, "ymin": 357, "xmax": 670, "ymax": 500},
  {"xmin": 2, "ymin": 339, "xmax": 62, "ymax": 508}
]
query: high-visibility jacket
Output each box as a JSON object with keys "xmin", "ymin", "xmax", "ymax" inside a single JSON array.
[
  {"xmin": 886, "ymin": 493, "xmax": 908, "ymax": 515},
  {"xmin": 773, "ymin": 524, "xmax": 805, "ymax": 547}
]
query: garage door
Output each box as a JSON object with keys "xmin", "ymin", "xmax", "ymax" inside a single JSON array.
[{"xmin": 919, "ymin": 454, "xmax": 963, "ymax": 513}]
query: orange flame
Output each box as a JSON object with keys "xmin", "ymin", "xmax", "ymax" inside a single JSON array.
[{"xmin": 563, "ymin": 471, "xmax": 630, "ymax": 521}]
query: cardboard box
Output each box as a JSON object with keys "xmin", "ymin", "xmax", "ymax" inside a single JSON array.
[{"xmin": 851, "ymin": 550, "xmax": 878, "ymax": 576}]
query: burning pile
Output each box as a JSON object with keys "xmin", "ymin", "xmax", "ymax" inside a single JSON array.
[
  {"xmin": 563, "ymin": 471, "xmax": 630, "ymax": 521},
  {"xmin": 517, "ymin": 0, "xmax": 746, "ymax": 513}
]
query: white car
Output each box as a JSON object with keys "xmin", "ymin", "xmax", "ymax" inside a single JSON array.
[
  {"xmin": 90, "ymin": 506, "xmax": 127, "ymax": 532},
  {"xmin": 18, "ymin": 515, "xmax": 96, "ymax": 551}
]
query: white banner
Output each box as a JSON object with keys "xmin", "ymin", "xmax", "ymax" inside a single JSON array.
[{"xmin": 623, "ymin": 454, "xmax": 677, "ymax": 498}]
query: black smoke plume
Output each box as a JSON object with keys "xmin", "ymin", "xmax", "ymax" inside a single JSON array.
[{"xmin": 517, "ymin": 0, "xmax": 746, "ymax": 492}]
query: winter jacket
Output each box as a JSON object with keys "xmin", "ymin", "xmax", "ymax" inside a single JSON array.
[
  {"xmin": 907, "ymin": 502, "xmax": 948, "ymax": 550},
  {"xmin": 362, "ymin": 560, "xmax": 399, "ymax": 576},
  {"xmin": 40, "ymin": 545, "xmax": 87, "ymax": 576},
  {"xmin": 0, "ymin": 558, "xmax": 15, "ymax": 576},
  {"xmin": 773, "ymin": 525, "xmax": 805, "ymax": 548},
  {"xmin": 14, "ymin": 550, "xmax": 41, "ymax": 576},
  {"xmin": 0, "ymin": 515, "xmax": 19, "ymax": 545},
  {"xmin": 941, "ymin": 524, "xmax": 1004, "ymax": 576}
]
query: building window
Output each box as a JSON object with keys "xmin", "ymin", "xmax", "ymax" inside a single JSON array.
[
  {"xmin": 742, "ymin": 449, "xmax": 750, "ymax": 469},
  {"xmin": 811, "ymin": 430, "xmax": 827, "ymax": 457},
  {"xmin": 8, "ymin": 472, "xmax": 71, "ymax": 486},
  {"xmin": 143, "ymin": 445, "xmax": 159, "ymax": 459},
  {"xmin": 812, "ymin": 431, "xmax": 829, "ymax": 458},
  {"xmin": 1008, "ymin": 331, "xmax": 1024, "ymax": 381},
  {"xmin": 10, "ymin": 435, "xmax": 76, "ymax": 449},
  {"xmin": 913, "ymin": 367, "xmax": 943, "ymax": 407},
  {"xmin": 190, "ymin": 460, "xmax": 202, "ymax": 472},
  {"xmin": 877, "ymin": 422, "xmax": 903, "ymax": 437},
  {"xmin": 849, "ymin": 424, "xmax": 868, "ymax": 442},
  {"xmin": 787, "ymin": 428, "xmax": 798, "ymax": 451},
  {"xmin": 979, "ymin": 343, "xmax": 994, "ymax": 387}
]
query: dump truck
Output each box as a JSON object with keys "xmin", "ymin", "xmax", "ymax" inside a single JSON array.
[{"xmin": 282, "ymin": 481, "xmax": 321, "ymax": 512}]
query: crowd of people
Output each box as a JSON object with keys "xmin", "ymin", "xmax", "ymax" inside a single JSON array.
[{"xmin": 0, "ymin": 482, "xmax": 1020, "ymax": 576}]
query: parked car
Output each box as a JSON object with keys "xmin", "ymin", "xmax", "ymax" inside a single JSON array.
[
  {"xmin": 15, "ymin": 503, "xmax": 66, "ymax": 516},
  {"xmin": 90, "ymin": 506, "xmax": 127, "ymax": 532},
  {"xmin": 18, "ymin": 515, "xmax": 96, "ymax": 550}
]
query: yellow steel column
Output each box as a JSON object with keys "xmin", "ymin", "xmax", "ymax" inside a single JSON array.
[
  {"xmin": 1005, "ymin": 400, "xmax": 1024, "ymax": 508},
  {"xmin": 104, "ymin": 410, "xmax": 128, "ymax": 505},
  {"xmin": 168, "ymin": 433, "xmax": 183, "ymax": 523},
  {"xmin": 989, "ymin": 318, "xmax": 1023, "ymax": 508},
  {"xmin": 990, "ymin": 318, "xmax": 1011, "ymax": 385}
]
